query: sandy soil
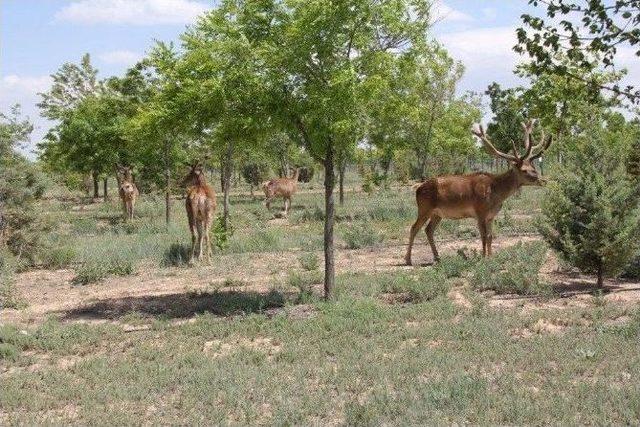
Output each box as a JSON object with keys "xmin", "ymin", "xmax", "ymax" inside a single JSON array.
[{"xmin": 3, "ymin": 234, "xmax": 640, "ymax": 326}]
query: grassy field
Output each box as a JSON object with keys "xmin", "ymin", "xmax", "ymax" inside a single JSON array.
[{"xmin": 2, "ymin": 174, "xmax": 640, "ymax": 424}]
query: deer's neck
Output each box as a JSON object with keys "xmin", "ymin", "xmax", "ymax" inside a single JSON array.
[{"xmin": 492, "ymin": 168, "xmax": 521, "ymax": 202}]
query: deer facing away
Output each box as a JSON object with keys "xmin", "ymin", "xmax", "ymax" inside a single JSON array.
[
  {"xmin": 404, "ymin": 119, "xmax": 552, "ymax": 265},
  {"xmin": 116, "ymin": 165, "xmax": 139, "ymax": 221},
  {"xmin": 182, "ymin": 163, "xmax": 217, "ymax": 262},
  {"xmin": 262, "ymin": 168, "xmax": 300, "ymax": 216}
]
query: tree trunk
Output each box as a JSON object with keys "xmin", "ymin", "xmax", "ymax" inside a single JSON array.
[
  {"xmin": 103, "ymin": 177, "xmax": 108, "ymax": 201},
  {"xmin": 165, "ymin": 165, "xmax": 171, "ymax": 226},
  {"xmin": 597, "ymin": 260, "xmax": 604, "ymax": 288},
  {"xmin": 92, "ymin": 171, "xmax": 99, "ymax": 199},
  {"xmin": 222, "ymin": 143, "xmax": 234, "ymax": 231},
  {"xmin": 338, "ymin": 155, "xmax": 346, "ymax": 205},
  {"xmin": 323, "ymin": 144, "xmax": 336, "ymax": 299}
]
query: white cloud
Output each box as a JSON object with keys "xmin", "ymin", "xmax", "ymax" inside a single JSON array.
[
  {"xmin": 1, "ymin": 74, "xmax": 53, "ymax": 158},
  {"xmin": 482, "ymin": 8, "xmax": 498, "ymax": 20},
  {"xmin": 54, "ymin": 0, "xmax": 211, "ymax": 26},
  {"xmin": 432, "ymin": 2, "xmax": 473, "ymax": 23},
  {"xmin": 98, "ymin": 50, "xmax": 143, "ymax": 65},
  {"xmin": 439, "ymin": 26, "xmax": 524, "ymax": 93},
  {"xmin": 1, "ymin": 74, "xmax": 51, "ymax": 95}
]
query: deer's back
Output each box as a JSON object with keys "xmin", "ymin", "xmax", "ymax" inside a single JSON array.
[
  {"xmin": 265, "ymin": 178, "xmax": 297, "ymax": 196},
  {"xmin": 416, "ymin": 173, "xmax": 494, "ymax": 219}
]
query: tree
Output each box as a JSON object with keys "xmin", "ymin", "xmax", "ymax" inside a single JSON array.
[
  {"xmin": 38, "ymin": 53, "xmax": 102, "ymax": 120},
  {"xmin": 516, "ymin": 0, "xmax": 640, "ymax": 103},
  {"xmin": 239, "ymin": 0, "xmax": 434, "ymax": 297},
  {"xmin": 485, "ymin": 83, "xmax": 527, "ymax": 154},
  {"xmin": 0, "ymin": 106, "xmax": 47, "ymax": 263},
  {"xmin": 538, "ymin": 115, "xmax": 640, "ymax": 287}
]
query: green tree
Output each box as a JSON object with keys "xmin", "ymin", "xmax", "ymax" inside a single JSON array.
[
  {"xmin": 538, "ymin": 116, "xmax": 640, "ymax": 287},
  {"xmin": 240, "ymin": 0, "xmax": 433, "ymax": 297},
  {"xmin": 516, "ymin": 0, "xmax": 640, "ymax": 103},
  {"xmin": 0, "ymin": 106, "xmax": 47, "ymax": 263}
]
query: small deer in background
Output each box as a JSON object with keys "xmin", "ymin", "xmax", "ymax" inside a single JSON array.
[
  {"xmin": 405, "ymin": 119, "xmax": 552, "ymax": 265},
  {"xmin": 116, "ymin": 165, "xmax": 139, "ymax": 221},
  {"xmin": 262, "ymin": 168, "xmax": 300, "ymax": 216},
  {"xmin": 182, "ymin": 162, "xmax": 217, "ymax": 262}
]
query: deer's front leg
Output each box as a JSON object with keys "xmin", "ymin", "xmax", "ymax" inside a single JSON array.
[
  {"xmin": 478, "ymin": 219, "xmax": 488, "ymax": 257},
  {"xmin": 485, "ymin": 220, "xmax": 494, "ymax": 256}
]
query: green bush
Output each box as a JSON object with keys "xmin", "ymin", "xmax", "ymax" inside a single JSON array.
[
  {"xmin": 469, "ymin": 241, "xmax": 550, "ymax": 295},
  {"xmin": 0, "ymin": 343, "xmax": 20, "ymax": 361},
  {"xmin": 382, "ymin": 269, "xmax": 450, "ymax": 302},
  {"xmin": 162, "ymin": 242, "xmax": 191, "ymax": 267},
  {"xmin": 73, "ymin": 254, "xmax": 135, "ymax": 285},
  {"xmin": 538, "ymin": 123, "xmax": 640, "ymax": 287},
  {"xmin": 41, "ymin": 245, "xmax": 77, "ymax": 269},
  {"xmin": 287, "ymin": 270, "xmax": 322, "ymax": 302},
  {"xmin": 343, "ymin": 222, "xmax": 383, "ymax": 249},
  {"xmin": 435, "ymin": 252, "xmax": 478, "ymax": 278},
  {"xmin": 298, "ymin": 252, "xmax": 319, "ymax": 271}
]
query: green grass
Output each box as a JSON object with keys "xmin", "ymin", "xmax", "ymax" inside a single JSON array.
[{"xmin": 1, "ymin": 286, "xmax": 639, "ymax": 424}]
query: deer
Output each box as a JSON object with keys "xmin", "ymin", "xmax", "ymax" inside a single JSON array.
[
  {"xmin": 182, "ymin": 162, "xmax": 217, "ymax": 263},
  {"xmin": 262, "ymin": 168, "xmax": 300, "ymax": 216},
  {"xmin": 404, "ymin": 119, "xmax": 552, "ymax": 265},
  {"xmin": 116, "ymin": 165, "xmax": 139, "ymax": 221}
]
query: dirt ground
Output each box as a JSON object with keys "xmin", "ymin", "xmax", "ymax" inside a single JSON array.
[{"xmin": 4, "ymin": 234, "xmax": 640, "ymax": 327}]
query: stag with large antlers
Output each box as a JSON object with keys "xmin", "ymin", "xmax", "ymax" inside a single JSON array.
[
  {"xmin": 262, "ymin": 168, "xmax": 300, "ymax": 216},
  {"xmin": 116, "ymin": 165, "xmax": 139, "ymax": 221},
  {"xmin": 404, "ymin": 119, "xmax": 552, "ymax": 265},
  {"xmin": 182, "ymin": 162, "xmax": 217, "ymax": 263}
]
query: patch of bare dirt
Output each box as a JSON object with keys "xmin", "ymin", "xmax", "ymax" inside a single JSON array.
[
  {"xmin": 6, "ymin": 234, "xmax": 640, "ymax": 327},
  {"xmin": 447, "ymin": 289, "xmax": 472, "ymax": 310}
]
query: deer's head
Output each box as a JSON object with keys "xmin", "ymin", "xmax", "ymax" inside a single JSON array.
[
  {"xmin": 116, "ymin": 164, "xmax": 134, "ymax": 182},
  {"xmin": 472, "ymin": 119, "xmax": 552, "ymax": 186},
  {"xmin": 182, "ymin": 162, "xmax": 206, "ymax": 188}
]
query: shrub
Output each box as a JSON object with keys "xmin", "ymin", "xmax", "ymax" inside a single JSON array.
[
  {"xmin": 469, "ymin": 241, "xmax": 550, "ymax": 295},
  {"xmin": 162, "ymin": 242, "xmax": 191, "ymax": 267},
  {"xmin": 212, "ymin": 215, "xmax": 234, "ymax": 251},
  {"xmin": 241, "ymin": 161, "xmax": 270, "ymax": 190},
  {"xmin": 343, "ymin": 222, "xmax": 383, "ymax": 249},
  {"xmin": 0, "ymin": 343, "xmax": 20, "ymax": 361},
  {"xmin": 298, "ymin": 252, "xmax": 319, "ymax": 271},
  {"xmin": 73, "ymin": 254, "xmax": 135, "ymax": 285},
  {"xmin": 538, "ymin": 125, "xmax": 640, "ymax": 287},
  {"xmin": 0, "ymin": 250, "xmax": 26, "ymax": 309},
  {"xmin": 435, "ymin": 252, "xmax": 478, "ymax": 278},
  {"xmin": 288, "ymin": 271, "xmax": 322, "ymax": 302},
  {"xmin": 41, "ymin": 245, "xmax": 77, "ymax": 269},
  {"xmin": 381, "ymin": 269, "xmax": 449, "ymax": 302}
]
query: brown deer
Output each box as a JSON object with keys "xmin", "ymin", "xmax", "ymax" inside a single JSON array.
[
  {"xmin": 116, "ymin": 165, "xmax": 139, "ymax": 221},
  {"xmin": 182, "ymin": 162, "xmax": 217, "ymax": 262},
  {"xmin": 404, "ymin": 119, "xmax": 552, "ymax": 265},
  {"xmin": 262, "ymin": 168, "xmax": 300, "ymax": 216}
]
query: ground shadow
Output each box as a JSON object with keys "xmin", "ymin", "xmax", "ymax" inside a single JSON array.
[
  {"xmin": 60, "ymin": 289, "xmax": 287, "ymax": 322},
  {"xmin": 553, "ymin": 279, "xmax": 639, "ymax": 297}
]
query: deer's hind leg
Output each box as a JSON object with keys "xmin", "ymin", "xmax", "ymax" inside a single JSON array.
[
  {"xmin": 425, "ymin": 215, "xmax": 442, "ymax": 262},
  {"xmin": 405, "ymin": 208, "xmax": 431, "ymax": 266}
]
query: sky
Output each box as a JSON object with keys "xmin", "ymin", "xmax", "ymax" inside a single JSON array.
[{"xmin": 1, "ymin": 0, "xmax": 638, "ymax": 158}]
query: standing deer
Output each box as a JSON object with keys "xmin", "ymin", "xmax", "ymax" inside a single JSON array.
[
  {"xmin": 404, "ymin": 119, "xmax": 552, "ymax": 265},
  {"xmin": 116, "ymin": 165, "xmax": 139, "ymax": 221},
  {"xmin": 182, "ymin": 162, "xmax": 217, "ymax": 262},
  {"xmin": 262, "ymin": 168, "xmax": 300, "ymax": 216}
]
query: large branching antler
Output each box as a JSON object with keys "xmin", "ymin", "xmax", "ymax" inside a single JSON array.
[
  {"xmin": 472, "ymin": 119, "xmax": 552, "ymax": 163},
  {"xmin": 471, "ymin": 124, "xmax": 519, "ymax": 162}
]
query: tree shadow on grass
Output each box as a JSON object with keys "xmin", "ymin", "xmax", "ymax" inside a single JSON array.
[{"xmin": 60, "ymin": 289, "xmax": 287, "ymax": 322}]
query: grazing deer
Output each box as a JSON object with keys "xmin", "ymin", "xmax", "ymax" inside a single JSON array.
[
  {"xmin": 182, "ymin": 162, "xmax": 217, "ymax": 262},
  {"xmin": 262, "ymin": 168, "xmax": 300, "ymax": 216},
  {"xmin": 404, "ymin": 119, "xmax": 552, "ymax": 265},
  {"xmin": 116, "ymin": 165, "xmax": 139, "ymax": 221}
]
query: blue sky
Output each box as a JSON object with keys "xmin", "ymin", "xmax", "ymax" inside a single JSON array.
[{"xmin": 1, "ymin": 1, "xmax": 637, "ymax": 157}]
